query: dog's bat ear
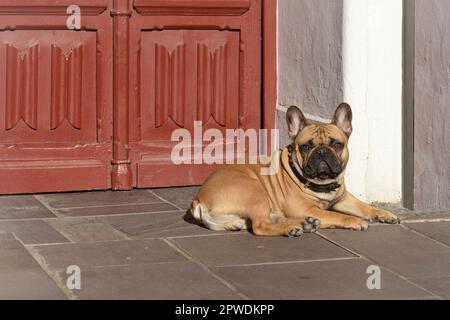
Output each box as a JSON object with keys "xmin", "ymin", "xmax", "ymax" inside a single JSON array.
[
  {"xmin": 286, "ymin": 105, "xmax": 308, "ymax": 139},
  {"xmin": 332, "ymin": 103, "xmax": 353, "ymax": 137}
]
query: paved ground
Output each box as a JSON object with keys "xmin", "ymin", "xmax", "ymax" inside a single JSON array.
[{"xmin": 1, "ymin": 187, "xmax": 450, "ymax": 300}]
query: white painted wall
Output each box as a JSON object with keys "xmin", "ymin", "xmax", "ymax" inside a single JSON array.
[
  {"xmin": 277, "ymin": 0, "xmax": 403, "ymax": 204},
  {"xmin": 342, "ymin": 0, "xmax": 402, "ymax": 203}
]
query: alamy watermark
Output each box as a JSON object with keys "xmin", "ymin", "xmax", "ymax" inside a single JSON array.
[
  {"xmin": 66, "ymin": 5, "xmax": 81, "ymax": 30},
  {"xmin": 66, "ymin": 265, "xmax": 81, "ymax": 290},
  {"xmin": 170, "ymin": 121, "xmax": 281, "ymax": 175},
  {"xmin": 366, "ymin": 265, "xmax": 381, "ymax": 290}
]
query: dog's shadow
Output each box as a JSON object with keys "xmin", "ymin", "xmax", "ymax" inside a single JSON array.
[{"xmin": 182, "ymin": 209, "xmax": 210, "ymax": 230}]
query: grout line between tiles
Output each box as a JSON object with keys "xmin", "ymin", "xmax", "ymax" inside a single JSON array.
[
  {"xmin": 25, "ymin": 230, "xmax": 247, "ymax": 245},
  {"xmin": 49, "ymin": 208, "xmax": 181, "ymax": 218},
  {"xmin": 25, "ymin": 241, "xmax": 77, "ymax": 247},
  {"xmin": 31, "ymin": 201, "xmax": 166, "ymax": 211},
  {"xmin": 32, "ymin": 210, "xmax": 184, "ymax": 221},
  {"xmin": 25, "ymin": 237, "xmax": 149, "ymax": 247},
  {"xmin": 409, "ymin": 274, "xmax": 450, "ymax": 280},
  {"xmin": 359, "ymin": 256, "xmax": 444, "ymax": 300},
  {"xmin": 0, "ymin": 217, "xmax": 55, "ymax": 222},
  {"xmin": 146, "ymin": 190, "xmax": 185, "ymax": 211},
  {"xmin": 167, "ymin": 231, "xmax": 247, "ymax": 240},
  {"xmin": 37, "ymin": 260, "xmax": 189, "ymax": 274},
  {"xmin": 15, "ymin": 236, "xmax": 76, "ymax": 300},
  {"xmin": 40, "ymin": 219, "xmax": 76, "ymax": 244},
  {"xmin": 162, "ymin": 238, "xmax": 250, "ymax": 300},
  {"xmin": 23, "ymin": 232, "xmax": 239, "ymax": 247},
  {"xmin": 32, "ymin": 195, "xmax": 61, "ymax": 217},
  {"xmin": 368, "ymin": 223, "xmax": 406, "ymax": 227},
  {"xmin": 402, "ymin": 218, "xmax": 450, "ymax": 223},
  {"xmin": 215, "ymin": 256, "xmax": 361, "ymax": 268},
  {"xmin": 400, "ymin": 224, "xmax": 450, "ymax": 249},
  {"xmin": 315, "ymin": 232, "xmax": 363, "ymax": 258},
  {"xmin": 98, "ymin": 219, "xmax": 133, "ymax": 241}
]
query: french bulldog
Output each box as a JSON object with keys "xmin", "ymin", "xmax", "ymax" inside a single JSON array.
[{"xmin": 191, "ymin": 103, "xmax": 400, "ymax": 237}]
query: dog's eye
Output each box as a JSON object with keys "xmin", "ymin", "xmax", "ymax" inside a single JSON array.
[
  {"xmin": 333, "ymin": 142, "xmax": 343, "ymax": 149},
  {"xmin": 300, "ymin": 144, "xmax": 310, "ymax": 152}
]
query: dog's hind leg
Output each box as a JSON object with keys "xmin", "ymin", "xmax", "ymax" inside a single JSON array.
[
  {"xmin": 223, "ymin": 219, "xmax": 250, "ymax": 231},
  {"xmin": 192, "ymin": 199, "xmax": 304, "ymax": 236}
]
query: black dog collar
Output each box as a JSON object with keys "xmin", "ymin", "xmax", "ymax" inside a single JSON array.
[{"xmin": 287, "ymin": 145, "xmax": 341, "ymax": 193}]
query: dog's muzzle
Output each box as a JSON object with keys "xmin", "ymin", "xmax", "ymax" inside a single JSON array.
[{"xmin": 303, "ymin": 146, "xmax": 342, "ymax": 180}]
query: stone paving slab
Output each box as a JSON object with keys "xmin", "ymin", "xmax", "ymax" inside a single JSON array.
[
  {"xmin": 0, "ymin": 220, "xmax": 70, "ymax": 245},
  {"xmin": 0, "ymin": 233, "xmax": 66, "ymax": 299},
  {"xmin": 35, "ymin": 190, "xmax": 161, "ymax": 209},
  {"xmin": 320, "ymin": 225, "xmax": 450, "ymax": 278},
  {"xmin": 30, "ymin": 239, "xmax": 187, "ymax": 271},
  {"xmin": 101, "ymin": 211, "xmax": 229, "ymax": 239},
  {"xmin": 404, "ymin": 222, "xmax": 450, "ymax": 246},
  {"xmin": 173, "ymin": 233, "xmax": 356, "ymax": 267},
  {"xmin": 45, "ymin": 217, "xmax": 127, "ymax": 242},
  {"xmin": 408, "ymin": 276, "xmax": 450, "ymax": 299},
  {"xmin": 151, "ymin": 187, "xmax": 200, "ymax": 209},
  {"xmin": 214, "ymin": 258, "xmax": 434, "ymax": 300},
  {"xmin": 59, "ymin": 262, "xmax": 243, "ymax": 300},
  {"xmin": 50, "ymin": 202, "xmax": 178, "ymax": 217},
  {"xmin": 0, "ymin": 195, "xmax": 55, "ymax": 220}
]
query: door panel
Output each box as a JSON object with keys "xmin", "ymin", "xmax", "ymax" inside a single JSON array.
[
  {"xmin": 139, "ymin": 30, "xmax": 239, "ymax": 139},
  {"xmin": 0, "ymin": 1, "xmax": 112, "ymax": 194},
  {"xmin": 0, "ymin": 31, "xmax": 97, "ymax": 143},
  {"xmin": 130, "ymin": 0, "xmax": 262, "ymax": 188}
]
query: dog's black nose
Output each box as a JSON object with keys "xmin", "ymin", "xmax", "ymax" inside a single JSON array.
[{"xmin": 315, "ymin": 147, "xmax": 326, "ymax": 156}]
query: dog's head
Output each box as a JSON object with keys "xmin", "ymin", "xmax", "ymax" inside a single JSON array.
[{"xmin": 286, "ymin": 103, "xmax": 352, "ymax": 183}]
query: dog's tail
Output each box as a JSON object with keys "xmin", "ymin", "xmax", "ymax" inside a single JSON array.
[
  {"xmin": 191, "ymin": 200, "xmax": 203, "ymax": 222},
  {"xmin": 191, "ymin": 200, "xmax": 248, "ymax": 231},
  {"xmin": 191, "ymin": 200, "xmax": 224, "ymax": 231}
]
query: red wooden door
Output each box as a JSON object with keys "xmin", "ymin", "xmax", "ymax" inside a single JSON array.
[
  {"xmin": 129, "ymin": 0, "xmax": 262, "ymax": 188},
  {"xmin": 0, "ymin": 0, "xmax": 263, "ymax": 193},
  {"xmin": 0, "ymin": 0, "xmax": 113, "ymax": 194}
]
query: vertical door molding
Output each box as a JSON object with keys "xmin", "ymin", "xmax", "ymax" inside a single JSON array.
[
  {"xmin": 263, "ymin": 0, "xmax": 277, "ymax": 152},
  {"xmin": 111, "ymin": 0, "xmax": 133, "ymax": 189}
]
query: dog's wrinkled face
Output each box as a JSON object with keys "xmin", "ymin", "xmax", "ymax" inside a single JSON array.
[{"xmin": 286, "ymin": 103, "xmax": 353, "ymax": 182}]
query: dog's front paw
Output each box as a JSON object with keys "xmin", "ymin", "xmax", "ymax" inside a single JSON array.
[
  {"xmin": 344, "ymin": 217, "xmax": 369, "ymax": 231},
  {"xmin": 287, "ymin": 226, "xmax": 304, "ymax": 237},
  {"xmin": 372, "ymin": 209, "xmax": 401, "ymax": 224},
  {"xmin": 302, "ymin": 217, "xmax": 321, "ymax": 233}
]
